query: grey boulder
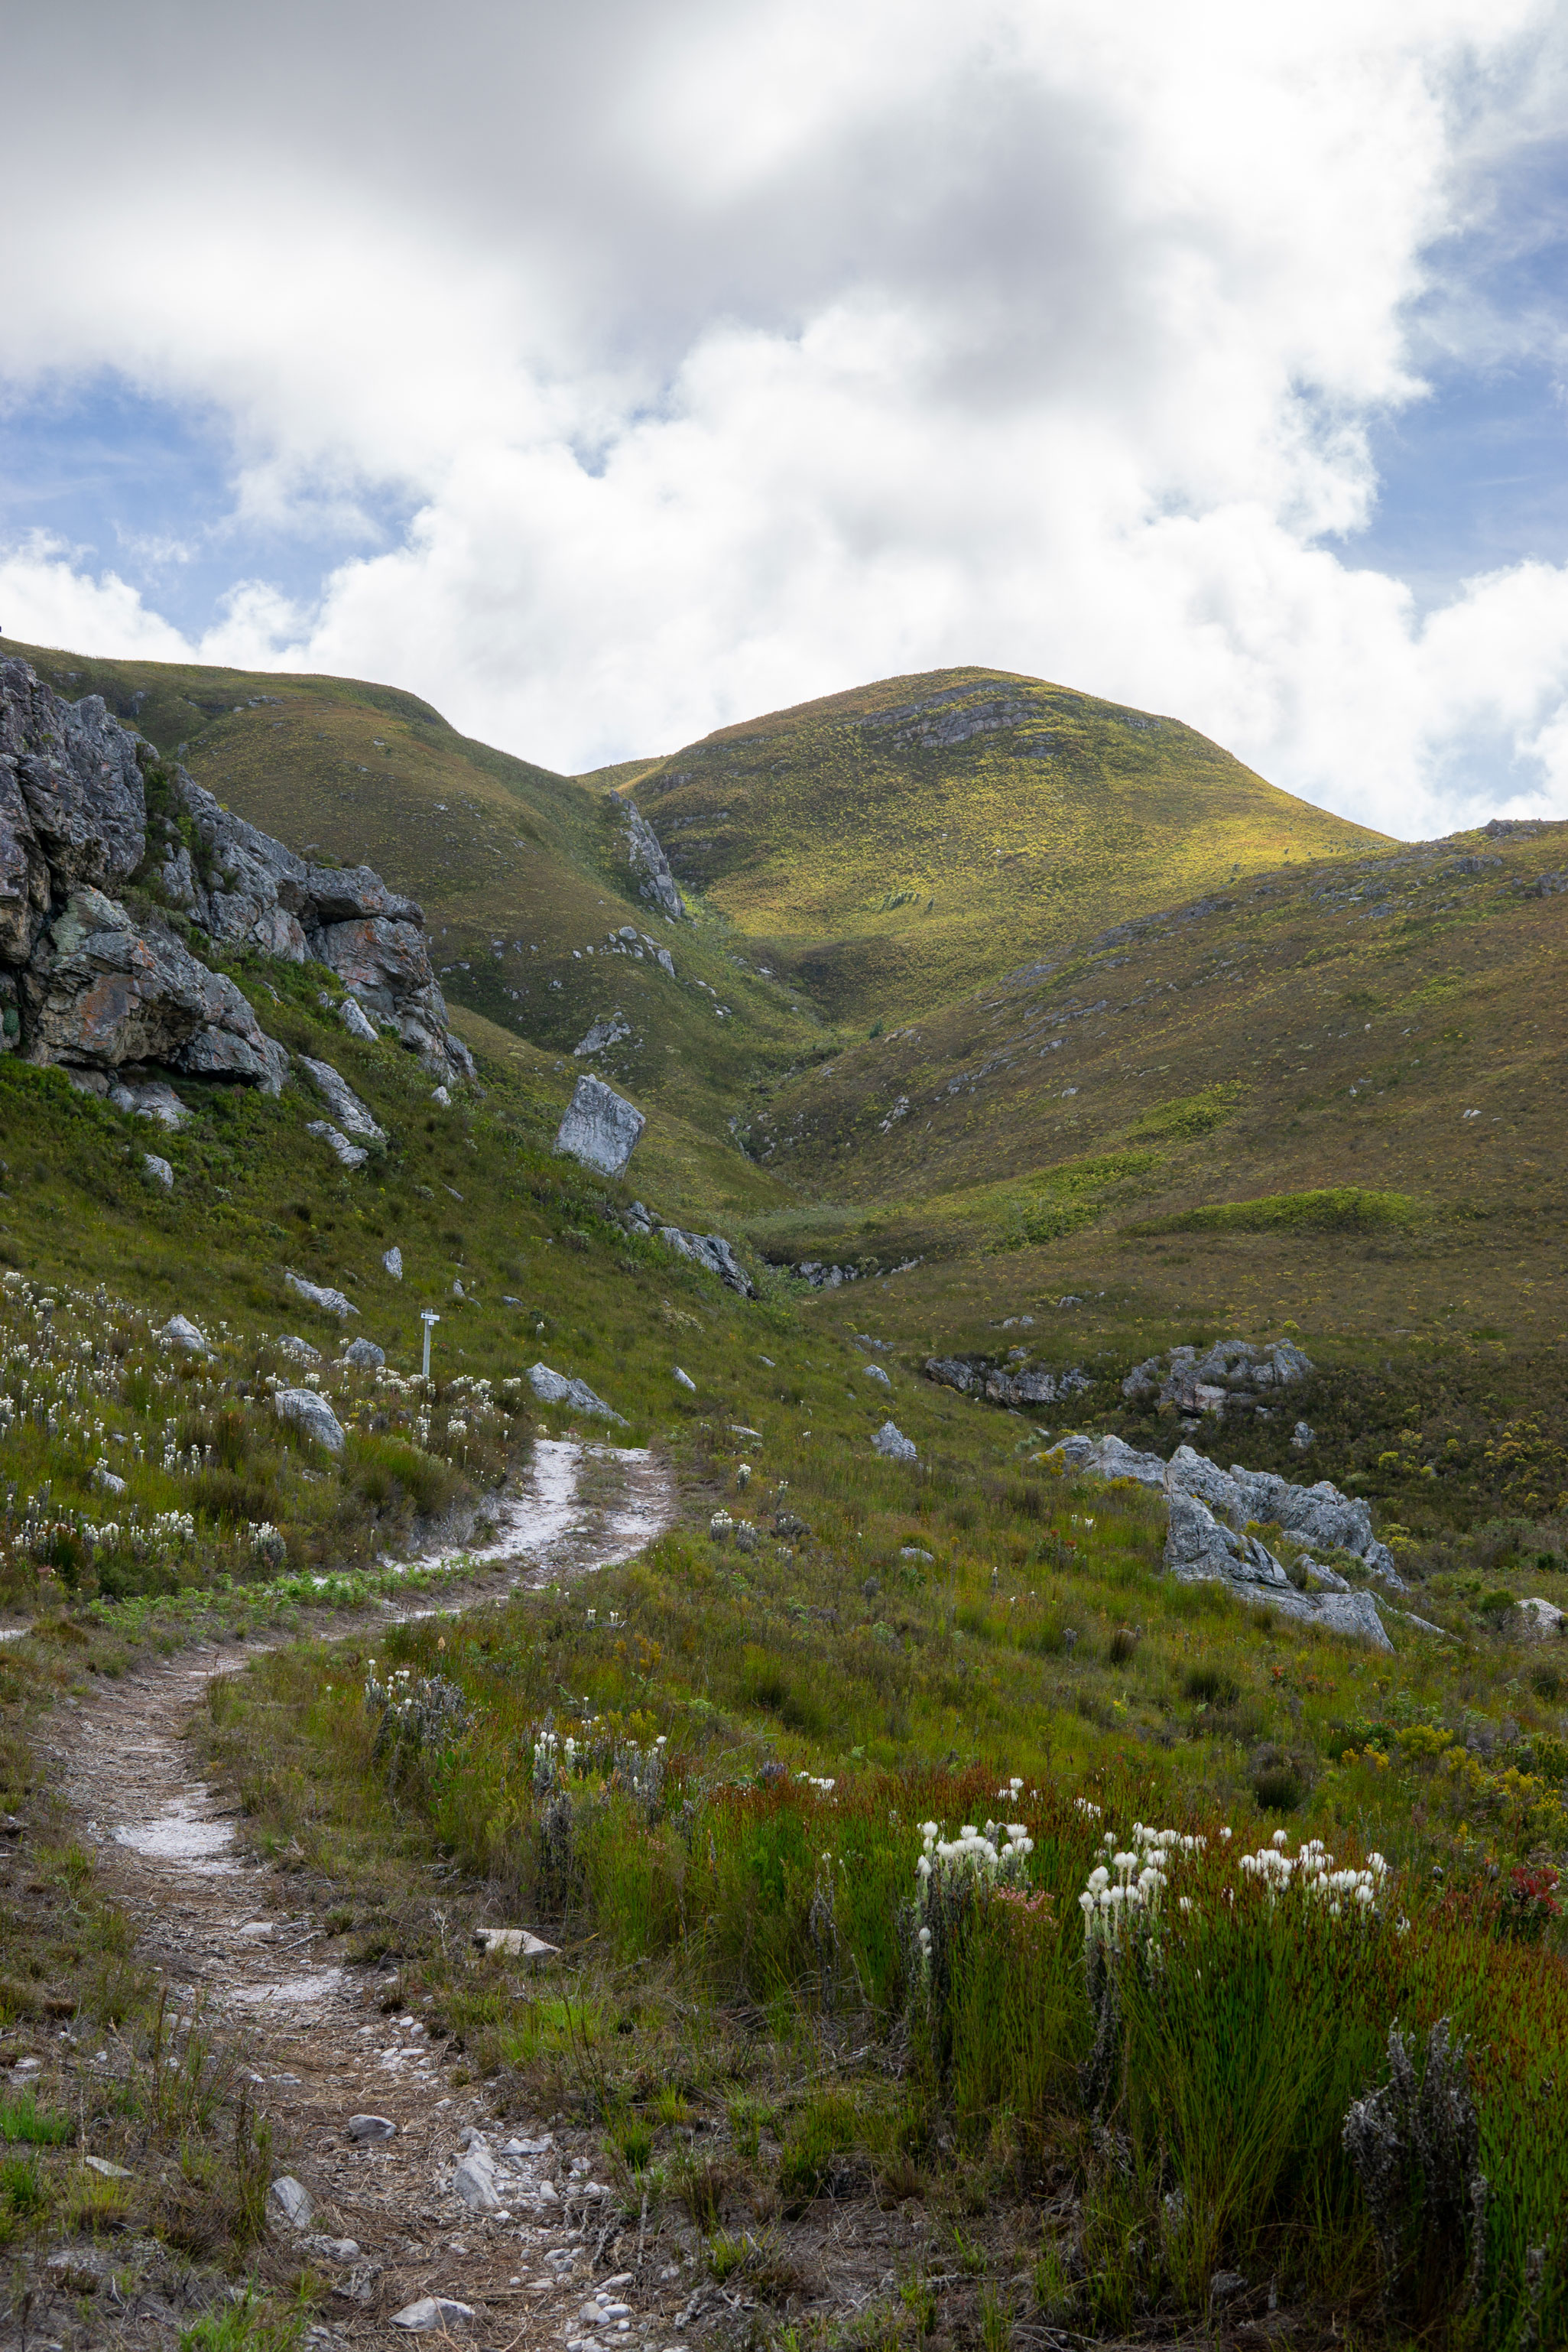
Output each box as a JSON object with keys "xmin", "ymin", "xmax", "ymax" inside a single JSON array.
[
  {"xmin": 268, "ymin": 2175, "xmax": 315, "ymax": 2230},
  {"xmin": 158, "ymin": 1314, "xmax": 209, "ymax": 1356},
  {"xmin": 340, "ymin": 994, "xmax": 378, "ymax": 1041},
  {"xmin": 273, "ymin": 1387, "xmax": 347, "ymax": 1453},
  {"xmin": 573, "ymin": 1015, "xmax": 631, "ymax": 1056},
  {"xmin": 340, "ymin": 1337, "xmax": 385, "ymax": 1369},
  {"xmin": 555, "ymin": 1073, "xmax": 645, "ymax": 1176},
  {"xmin": 528, "ymin": 1363, "xmax": 627, "ymax": 1424},
  {"xmin": 872, "ymin": 1420, "xmax": 918, "ymax": 1463},
  {"xmin": 391, "ymin": 2299, "xmax": 473, "ymax": 2333},
  {"xmin": 382, "ymin": 1244, "xmax": 403, "ymax": 1279},
  {"xmin": 142, "ymin": 1152, "xmax": 174, "ymax": 1189}
]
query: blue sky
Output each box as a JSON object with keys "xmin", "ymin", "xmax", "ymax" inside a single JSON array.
[{"xmin": 4, "ymin": 2, "xmax": 1568, "ymax": 836}]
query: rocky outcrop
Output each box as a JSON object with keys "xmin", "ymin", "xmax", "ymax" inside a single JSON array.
[
  {"xmin": 0, "ymin": 656, "xmax": 473, "ymax": 1089},
  {"xmin": 1122, "ymin": 1337, "xmax": 1312, "ymax": 1416},
  {"xmin": 1044, "ymin": 1430, "xmax": 1401, "ymax": 1647},
  {"xmin": 623, "ymin": 804, "xmax": 686, "ymax": 921},
  {"xmin": 927, "ymin": 1353, "xmax": 1092, "ymax": 1409},
  {"xmin": 622, "ymin": 1204, "xmax": 753, "ymax": 1295},
  {"xmin": 554, "ymin": 1074, "xmax": 645, "ymax": 1177},
  {"xmin": 23, "ymin": 886, "xmax": 287, "ymax": 1090}
]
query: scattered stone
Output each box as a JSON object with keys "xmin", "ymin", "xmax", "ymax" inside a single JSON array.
[
  {"xmin": 307, "ymin": 1118, "xmax": 368, "ymax": 1169},
  {"xmin": 472, "ymin": 1926, "xmax": 558, "ymax": 1959},
  {"xmin": 555, "ymin": 1073, "xmax": 646, "ymax": 1177},
  {"xmin": 142, "ymin": 1152, "xmax": 174, "ymax": 1189},
  {"xmin": 339, "ymin": 994, "xmax": 378, "ymax": 1041},
  {"xmin": 1292, "ymin": 1420, "xmax": 1315, "ymax": 1450},
  {"xmin": 1516, "ymin": 1597, "xmax": 1566, "ymax": 1640},
  {"xmin": 901, "ymin": 1545, "xmax": 934, "ymax": 1563},
  {"xmin": 93, "ymin": 1464, "xmax": 127, "ymax": 1497},
  {"xmin": 303, "ymin": 2235, "xmax": 362, "ymax": 2263},
  {"xmin": 391, "ymin": 2297, "xmax": 474, "ymax": 2332},
  {"xmin": 346, "ymin": 2113, "xmax": 397, "ymax": 2142},
  {"xmin": 657, "ymin": 1226, "xmax": 755, "ymax": 1295},
  {"xmin": 82, "ymin": 2155, "xmax": 131, "ymax": 2180},
  {"xmin": 674, "ymin": 1366, "xmax": 696, "ymax": 1392},
  {"xmin": 268, "ymin": 2175, "xmax": 316, "ymax": 2229},
  {"xmin": 872, "ymin": 1420, "xmax": 918, "ymax": 1463},
  {"xmin": 864, "ymin": 1364, "xmax": 891, "ymax": 1387},
  {"xmin": 340, "ymin": 1337, "xmax": 385, "ymax": 1369},
  {"xmin": 284, "ymin": 1270, "xmax": 359, "ymax": 1317},
  {"xmin": 383, "ymin": 1245, "xmax": 403, "ymax": 1280},
  {"xmin": 278, "ymin": 1335, "xmax": 321, "ymax": 1366},
  {"xmin": 528, "ymin": 1363, "xmax": 627, "ymax": 1425},
  {"xmin": 158, "ymin": 1314, "xmax": 209, "ymax": 1356},
  {"xmin": 453, "ymin": 2151, "xmax": 502, "ymax": 2211},
  {"xmin": 273, "ymin": 1388, "xmax": 347, "ymax": 1454},
  {"xmin": 797, "ymin": 1260, "xmax": 859, "ymax": 1289},
  {"xmin": 430, "ymin": 1083, "xmax": 451, "ymax": 1106}
]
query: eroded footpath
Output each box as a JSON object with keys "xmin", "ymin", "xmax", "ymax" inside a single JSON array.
[{"xmin": 32, "ymin": 1437, "xmax": 700, "ymax": 2350}]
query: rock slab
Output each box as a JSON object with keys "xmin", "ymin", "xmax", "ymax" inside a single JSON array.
[{"xmin": 555, "ymin": 1074, "xmax": 645, "ymax": 1177}]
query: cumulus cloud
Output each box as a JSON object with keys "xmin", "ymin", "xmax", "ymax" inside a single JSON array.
[{"xmin": 2, "ymin": 0, "xmax": 1567, "ymax": 834}]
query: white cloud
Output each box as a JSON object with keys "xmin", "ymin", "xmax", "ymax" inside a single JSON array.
[{"xmin": 2, "ymin": 0, "xmax": 1567, "ymax": 835}]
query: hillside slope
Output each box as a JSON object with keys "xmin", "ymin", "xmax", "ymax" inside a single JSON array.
[
  {"xmin": 603, "ymin": 665, "xmax": 1388, "ymax": 1024},
  {"xmin": 5, "ymin": 639, "xmax": 821, "ymax": 1172}
]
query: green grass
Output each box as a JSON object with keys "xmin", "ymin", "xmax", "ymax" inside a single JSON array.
[{"xmin": 1127, "ymin": 1184, "xmax": 1419, "ymax": 1236}]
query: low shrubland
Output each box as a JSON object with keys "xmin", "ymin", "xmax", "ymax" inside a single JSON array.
[{"xmin": 202, "ymin": 1420, "xmax": 1568, "ymax": 2345}]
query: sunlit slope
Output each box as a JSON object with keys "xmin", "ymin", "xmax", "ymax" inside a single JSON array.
[
  {"xmin": 740, "ymin": 824, "xmax": 1568, "ymax": 1348},
  {"xmin": 8, "ymin": 641, "xmax": 823, "ymax": 1139},
  {"xmin": 612, "ymin": 666, "xmax": 1388, "ymax": 1025}
]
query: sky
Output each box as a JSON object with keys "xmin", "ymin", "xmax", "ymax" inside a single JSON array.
[{"xmin": 3, "ymin": 2, "xmax": 1568, "ymax": 838}]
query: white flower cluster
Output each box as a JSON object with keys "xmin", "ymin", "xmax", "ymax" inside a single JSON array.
[
  {"xmin": 1238, "ymin": 1827, "xmax": 1388, "ymax": 1917},
  {"xmin": 917, "ymin": 1815, "xmax": 1035, "ymax": 1890},
  {"xmin": 1079, "ymin": 1821, "xmax": 1208, "ymax": 1944},
  {"xmin": 797, "ymin": 1771, "xmax": 837, "ymax": 1796}
]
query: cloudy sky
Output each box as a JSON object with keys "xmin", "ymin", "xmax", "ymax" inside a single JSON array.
[{"xmin": 4, "ymin": 2, "xmax": 1568, "ymax": 834}]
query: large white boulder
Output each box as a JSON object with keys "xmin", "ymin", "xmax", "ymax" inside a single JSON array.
[{"xmin": 554, "ymin": 1074, "xmax": 644, "ymax": 1177}]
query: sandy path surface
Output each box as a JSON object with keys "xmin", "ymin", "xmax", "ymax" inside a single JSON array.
[{"xmin": 36, "ymin": 1440, "xmax": 701, "ymax": 2350}]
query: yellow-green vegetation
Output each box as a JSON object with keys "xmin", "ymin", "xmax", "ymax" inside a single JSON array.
[
  {"xmin": 205, "ymin": 1426, "xmax": 1568, "ymax": 2343},
  {"xmin": 598, "ymin": 665, "xmax": 1384, "ymax": 1023}
]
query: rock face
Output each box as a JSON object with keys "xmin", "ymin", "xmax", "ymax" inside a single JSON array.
[
  {"xmin": 284, "ymin": 1271, "xmax": 359, "ymax": 1317},
  {"xmin": 1046, "ymin": 1431, "xmax": 1401, "ymax": 1647},
  {"xmin": 623, "ymin": 802, "xmax": 686, "ymax": 921},
  {"xmin": 1122, "ymin": 1337, "xmax": 1312, "ymax": 1416},
  {"xmin": 927, "ymin": 1353, "xmax": 1092, "ymax": 1409},
  {"xmin": 0, "ymin": 655, "xmax": 472, "ymax": 1088},
  {"xmin": 554, "ymin": 1074, "xmax": 645, "ymax": 1177}
]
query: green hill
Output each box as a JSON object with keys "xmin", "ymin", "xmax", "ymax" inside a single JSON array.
[{"xmin": 600, "ymin": 664, "xmax": 1387, "ymax": 1024}]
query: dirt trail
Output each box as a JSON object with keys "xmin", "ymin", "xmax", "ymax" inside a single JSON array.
[{"xmin": 37, "ymin": 1438, "xmax": 694, "ymax": 2350}]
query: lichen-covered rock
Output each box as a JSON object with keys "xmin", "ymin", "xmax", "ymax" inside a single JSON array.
[
  {"xmin": 554, "ymin": 1074, "xmax": 645, "ymax": 1177},
  {"xmin": 657, "ymin": 1226, "xmax": 754, "ymax": 1296},
  {"xmin": 527, "ymin": 1362, "xmax": 627, "ymax": 1424},
  {"xmin": 341, "ymin": 1337, "xmax": 385, "ymax": 1369},
  {"xmin": 273, "ymin": 1386, "xmax": 346, "ymax": 1453}
]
